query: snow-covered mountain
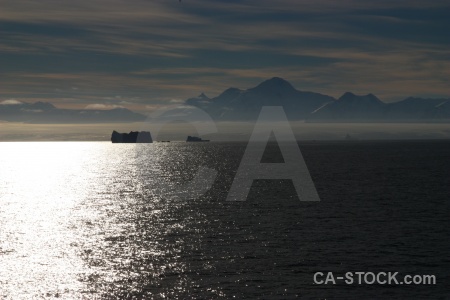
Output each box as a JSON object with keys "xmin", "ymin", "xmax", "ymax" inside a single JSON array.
[
  {"xmin": 186, "ymin": 77, "xmax": 335, "ymax": 120},
  {"xmin": 184, "ymin": 77, "xmax": 450, "ymax": 122},
  {"xmin": 308, "ymin": 92, "xmax": 386, "ymax": 122},
  {"xmin": 2, "ymin": 78, "xmax": 449, "ymax": 123},
  {"xmin": 384, "ymin": 97, "xmax": 450, "ymax": 121},
  {"xmin": 308, "ymin": 93, "xmax": 450, "ymax": 122}
]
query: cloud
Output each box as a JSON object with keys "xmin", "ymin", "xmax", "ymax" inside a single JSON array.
[
  {"xmin": 0, "ymin": 0, "xmax": 449, "ymax": 109},
  {"xmin": 0, "ymin": 99, "xmax": 23, "ymax": 105},
  {"xmin": 169, "ymin": 98, "xmax": 185, "ymax": 104},
  {"xmin": 118, "ymin": 100, "xmax": 134, "ymax": 105},
  {"xmin": 84, "ymin": 104, "xmax": 124, "ymax": 110}
]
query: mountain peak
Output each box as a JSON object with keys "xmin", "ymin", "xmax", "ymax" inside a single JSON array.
[
  {"xmin": 198, "ymin": 92, "xmax": 208, "ymax": 99},
  {"xmin": 339, "ymin": 92, "xmax": 382, "ymax": 104},
  {"xmin": 28, "ymin": 101, "xmax": 56, "ymax": 110},
  {"xmin": 252, "ymin": 77, "xmax": 296, "ymax": 92},
  {"xmin": 341, "ymin": 92, "xmax": 356, "ymax": 99},
  {"xmin": 268, "ymin": 77, "xmax": 289, "ymax": 84},
  {"xmin": 185, "ymin": 92, "xmax": 211, "ymax": 108}
]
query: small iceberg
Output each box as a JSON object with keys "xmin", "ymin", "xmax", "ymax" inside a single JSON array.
[{"xmin": 186, "ymin": 136, "xmax": 210, "ymax": 142}]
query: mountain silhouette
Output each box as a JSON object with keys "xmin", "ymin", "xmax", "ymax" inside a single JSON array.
[
  {"xmin": 186, "ymin": 77, "xmax": 335, "ymax": 120},
  {"xmin": 309, "ymin": 93, "xmax": 450, "ymax": 122},
  {"xmin": 308, "ymin": 92, "xmax": 386, "ymax": 121},
  {"xmin": 1, "ymin": 78, "xmax": 450, "ymax": 123},
  {"xmin": 0, "ymin": 101, "xmax": 146, "ymax": 123},
  {"xmin": 185, "ymin": 78, "xmax": 450, "ymax": 122},
  {"xmin": 384, "ymin": 97, "xmax": 450, "ymax": 121}
]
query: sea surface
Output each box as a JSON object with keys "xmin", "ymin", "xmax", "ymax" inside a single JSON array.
[{"xmin": 0, "ymin": 140, "xmax": 449, "ymax": 299}]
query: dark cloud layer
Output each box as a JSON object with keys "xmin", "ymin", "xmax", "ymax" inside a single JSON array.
[{"xmin": 1, "ymin": 0, "xmax": 449, "ymax": 111}]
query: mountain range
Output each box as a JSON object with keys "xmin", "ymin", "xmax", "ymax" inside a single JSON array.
[
  {"xmin": 1, "ymin": 77, "xmax": 449, "ymax": 123},
  {"xmin": 0, "ymin": 101, "xmax": 145, "ymax": 123},
  {"xmin": 186, "ymin": 77, "xmax": 450, "ymax": 123},
  {"xmin": 186, "ymin": 77, "xmax": 335, "ymax": 121}
]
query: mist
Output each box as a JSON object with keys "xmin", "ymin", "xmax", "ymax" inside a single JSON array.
[{"xmin": 1, "ymin": 121, "xmax": 449, "ymax": 142}]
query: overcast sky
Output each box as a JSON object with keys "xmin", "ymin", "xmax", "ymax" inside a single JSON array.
[{"xmin": 1, "ymin": 0, "xmax": 449, "ymax": 112}]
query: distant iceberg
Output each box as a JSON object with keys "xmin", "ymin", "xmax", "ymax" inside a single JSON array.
[
  {"xmin": 111, "ymin": 131, "xmax": 153, "ymax": 143},
  {"xmin": 186, "ymin": 136, "xmax": 209, "ymax": 142}
]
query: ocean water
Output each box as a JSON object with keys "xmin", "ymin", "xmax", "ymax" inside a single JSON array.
[{"xmin": 0, "ymin": 141, "xmax": 449, "ymax": 299}]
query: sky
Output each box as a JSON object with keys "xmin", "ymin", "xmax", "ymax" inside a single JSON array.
[{"xmin": 1, "ymin": 0, "xmax": 450, "ymax": 113}]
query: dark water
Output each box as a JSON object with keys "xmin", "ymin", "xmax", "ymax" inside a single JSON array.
[{"xmin": 1, "ymin": 140, "xmax": 449, "ymax": 298}]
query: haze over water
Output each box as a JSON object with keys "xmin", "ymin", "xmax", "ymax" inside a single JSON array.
[{"xmin": 0, "ymin": 141, "xmax": 449, "ymax": 298}]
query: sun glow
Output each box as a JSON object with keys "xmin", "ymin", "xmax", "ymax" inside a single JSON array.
[{"xmin": 0, "ymin": 142, "xmax": 103, "ymax": 297}]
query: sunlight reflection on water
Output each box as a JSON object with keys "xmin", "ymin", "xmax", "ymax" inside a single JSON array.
[
  {"xmin": 0, "ymin": 142, "xmax": 212, "ymax": 298},
  {"xmin": 1, "ymin": 141, "xmax": 449, "ymax": 298},
  {"xmin": 0, "ymin": 142, "xmax": 100, "ymax": 298}
]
